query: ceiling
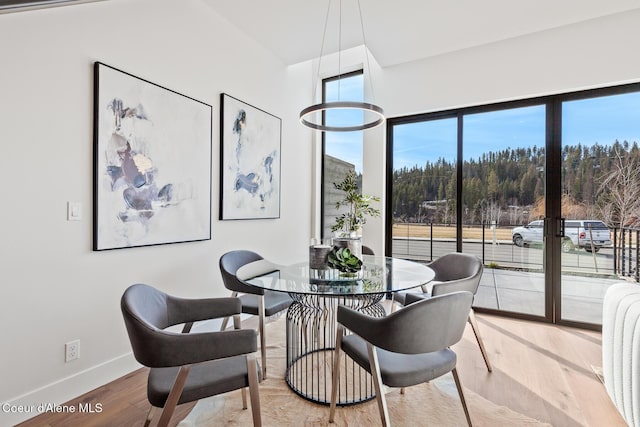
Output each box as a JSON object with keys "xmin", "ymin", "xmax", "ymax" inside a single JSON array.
[
  {"xmin": 203, "ymin": 0, "xmax": 640, "ymax": 67},
  {"xmin": 3, "ymin": 0, "xmax": 640, "ymax": 67}
]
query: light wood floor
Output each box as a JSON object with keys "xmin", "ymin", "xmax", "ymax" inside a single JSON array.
[
  {"xmin": 456, "ymin": 313, "xmax": 625, "ymax": 427},
  {"xmin": 17, "ymin": 312, "xmax": 626, "ymax": 427}
]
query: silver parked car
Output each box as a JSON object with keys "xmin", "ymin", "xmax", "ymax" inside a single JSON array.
[{"xmin": 512, "ymin": 219, "xmax": 612, "ymax": 252}]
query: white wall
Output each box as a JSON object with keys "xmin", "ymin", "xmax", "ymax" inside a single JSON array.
[
  {"xmin": 0, "ymin": 0, "xmax": 312, "ymax": 424},
  {"xmin": 379, "ymin": 9, "xmax": 640, "ymax": 116},
  {"xmin": 361, "ymin": 9, "xmax": 640, "ymax": 248}
]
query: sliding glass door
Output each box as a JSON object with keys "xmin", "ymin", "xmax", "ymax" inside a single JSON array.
[
  {"xmin": 388, "ymin": 104, "xmax": 547, "ymax": 319},
  {"xmin": 559, "ymin": 91, "xmax": 640, "ymax": 325},
  {"xmin": 387, "ymin": 82, "xmax": 640, "ymax": 328},
  {"xmin": 462, "ymin": 105, "xmax": 546, "ymax": 316}
]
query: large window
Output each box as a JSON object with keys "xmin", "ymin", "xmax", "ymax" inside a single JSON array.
[
  {"xmin": 322, "ymin": 71, "xmax": 364, "ymax": 238},
  {"xmin": 387, "ymin": 83, "xmax": 640, "ymax": 328}
]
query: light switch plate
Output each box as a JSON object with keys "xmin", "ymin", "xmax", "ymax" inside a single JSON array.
[{"xmin": 67, "ymin": 202, "xmax": 82, "ymax": 221}]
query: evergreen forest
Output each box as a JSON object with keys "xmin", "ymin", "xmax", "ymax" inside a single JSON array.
[{"xmin": 391, "ymin": 140, "xmax": 640, "ymax": 228}]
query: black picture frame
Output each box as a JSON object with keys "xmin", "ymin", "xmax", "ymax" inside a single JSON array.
[
  {"xmin": 219, "ymin": 93, "xmax": 282, "ymax": 220},
  {"xmin": 93, "ymin": 62, "xmax": 212, "ymax": 250}
]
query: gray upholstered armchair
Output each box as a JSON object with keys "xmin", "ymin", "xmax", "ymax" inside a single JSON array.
[
  {"xmin": 329, "ymin": 291, "xmax": 475, "ymax": 426},
  {"xmin": 219, "ymin": 250, "xmax": 293, "ymax": 378},
  {"xmin": 121, "ymin": 283, "xmax": 261, "ymax": 427},
  {"xmin": 392, "ymin": 252, "xmax": 492, "ymax": 372}
]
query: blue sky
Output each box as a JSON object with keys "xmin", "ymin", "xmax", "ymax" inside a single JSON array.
[
  {"xmin": 563, "ymin": 92, "xmax": 640, "ymax": 147},
  {"xmin": 324, "ymin": 74, "xmax": 365, "ymax": 172},
  {"xmin": 391, "ymin": 106, "xmax": 549, "ymax": 168},
  {"xmin": 392, "ymin": 92, "xmax": 640, "ymax": 170},
  {"xmin": 324, "ymin": 76, "xmax": 640, "ymax": 171}
]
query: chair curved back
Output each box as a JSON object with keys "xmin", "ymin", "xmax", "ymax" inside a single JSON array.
[
  {"xmin": 122, "ymin": 284, "xmax": 188, "ymax": 368},
  {"xmin": 121, "ymin": 283, "xmax": 244, "ymax": 367},
  {"xmin": 362, "ymin": 245, "xmax": 375, "ymax": 255},
  {"xmin": 429, "ymin": 253, "xmax": 483, "ymax": 296},
  {"xmin": 339, "ymin": 291, "xmax": 473, "ymax": 355},
  {"xmin": 220, "ymin": 250, "xmax": 265, "ymax": 295}
]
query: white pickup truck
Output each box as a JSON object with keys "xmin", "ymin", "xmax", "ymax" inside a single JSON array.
[
  {"xmin": 564, "ymin": 220, "xmax": 612, "ymax": 252},
  {"xmin": 512, "ymin": 219, "xmax": 612, "ymax": 252}
]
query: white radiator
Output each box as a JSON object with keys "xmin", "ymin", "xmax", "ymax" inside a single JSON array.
[{"xmin": 603, "ymin": 282, "xmax": 640, "ymax": 427}]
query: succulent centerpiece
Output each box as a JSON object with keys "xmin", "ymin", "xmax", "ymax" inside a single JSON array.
[{"xmin": 327, "ymin": 247, "xmax": 363, "ymax": 277}]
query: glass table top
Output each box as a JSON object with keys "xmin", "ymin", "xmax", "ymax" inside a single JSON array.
[{"xmin": 237, "ymin": 255, "xmax": 435, "ymax": 296}]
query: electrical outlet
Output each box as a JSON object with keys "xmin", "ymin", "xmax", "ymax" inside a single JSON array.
[{"xmin": 65, "ymin": 340, "xmax": 80, "ymax": 362}]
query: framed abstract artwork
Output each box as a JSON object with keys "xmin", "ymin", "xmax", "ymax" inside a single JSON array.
[
  {"xmin": 220, "ymin": 93, "xmax": 281, "ymax": 220},
  {"xmin": 93, "ymin": 62, "xmax": 212, "ymax": 250}
]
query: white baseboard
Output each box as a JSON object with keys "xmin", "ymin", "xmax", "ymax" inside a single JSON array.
[{"xmin": 1, "ymin": 353, "xmax": 140, "ymax": 426}]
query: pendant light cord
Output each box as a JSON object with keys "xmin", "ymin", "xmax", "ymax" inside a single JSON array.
[
  {"xmin": 311, "ymin": 0, "xmax": 375, "ymax": 103},
  {"xmin": 311, "ymin": 0, "xmax": 333, "ymax": 104},
  {"xmin": 337, "ymin": 0, "xmax": 342, "ymax": 101},
  {"xmin": 357, "ymin": 0, "xmax": 376, "ymax": 102},
  {"xmin": 300, "ymin": 0, "xmax": 385, "ymax": 132}
]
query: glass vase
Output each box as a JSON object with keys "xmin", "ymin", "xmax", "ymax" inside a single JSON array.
[{"xmin": 332, "ymin": 235, "xmax": 363, "ymax": 260}]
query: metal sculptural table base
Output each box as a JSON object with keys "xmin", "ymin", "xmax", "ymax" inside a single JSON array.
[
  {"xmin": 240, "ymin": 256, "xmax": 436, "ymax": 404},
  {"xmin": 285, "ymin": 292, "xmax": 387, "ymax": 406}
]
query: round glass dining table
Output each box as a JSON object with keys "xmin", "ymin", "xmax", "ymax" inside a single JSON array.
[{"xmin": 237, "ymin": 255, "xmax": 435, "ymax": 406}]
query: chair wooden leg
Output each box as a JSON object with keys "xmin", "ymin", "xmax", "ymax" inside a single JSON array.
[
  {"xmin": 157, "ymin": 365, "xmax": 191, "ymax": 427},
  {"xmin": 452, "ymin": 368, "xmax": 473, "ymax": 427},
  {"xmin": 220, "ymin": 292, "xmax": 238, "ymax": 331},
  {"xmin": 220, "ymin": 316, "xmax": 230, "ymax": 331},
  {"xmin": 246, "ymin": 354, "xmax": 262, "ymax": 427},
  {"xmin": 258, "ymin": 296, "xmax": 267, "ymax": 379},
  {"xmin": 329, "ymin": 326, "xmax": 344, "ymax": 423},
  {"xmin": 233, "ymin": 314, "xmax": 242, "ymax": 330},
  {"xmin": 468, "ymin": 310, "xmax": 492, "ymax": 372},
  {"xmin": 235, "ymin": 313, "xmax": 250, "ymax": 410},
  {"xmin": 143, "ymin": 405, "xmax": 158, "ymax": 427},
  {"xmin": 390, "ymin": 294, "xmax": 398, "ymax": 313},
  {"xmin": 181, "ymin": 322, "xmax": 193, "ymax": 334},
  {"xmin": 241, "ymin": 388, "xmax": 248, "ymax": 409},
  {"xmin": 367, "ymin": 343, "xmax": 391, "ymax": 427}
]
